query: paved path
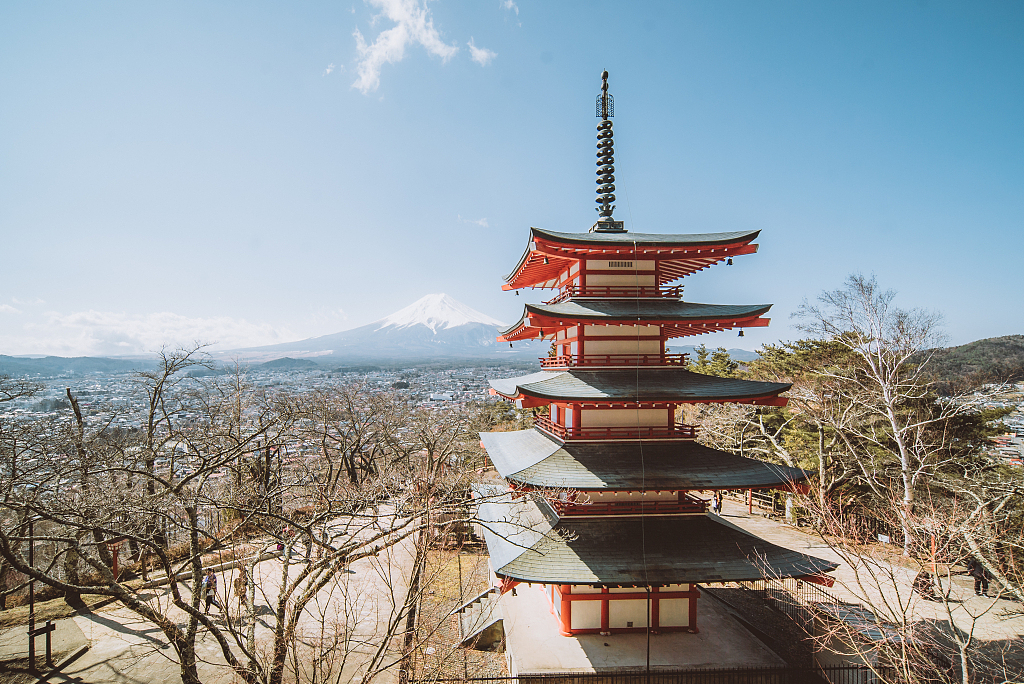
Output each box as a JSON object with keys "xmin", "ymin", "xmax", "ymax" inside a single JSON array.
[
  {"xmin": 0, "ymin": 615, "xmax": 88, "ymax": 675},
  {"xmin": 717, "ymin": 498, "xmax": 1024, "ymax": 649},
  {"xmin": 8, "ymin": 516, "xmax": 418, "ymax": 684}
]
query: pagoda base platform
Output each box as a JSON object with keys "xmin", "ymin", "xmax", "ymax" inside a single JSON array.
[{"xmin": 499, "ymin": 581, "xmax": 785, "ymax": 675}]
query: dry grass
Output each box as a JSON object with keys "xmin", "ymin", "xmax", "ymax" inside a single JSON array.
[{"xmin": 413, "ymin": 543, "xmax": 506, "ymax": 680}]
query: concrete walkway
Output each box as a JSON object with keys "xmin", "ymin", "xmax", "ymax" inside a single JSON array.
[
  {"xmin": 501, "ymin": 581, "xmax": 784, "ymax": 675},
  {"xmin": 0, "ymin": 615, "xmax": 88, "ymax": 675},
  {"xmin": 716, "ymin": 498, "xmax": 1024, "ymax": 649},
  {"xmin": 3, "ymin": 515, "xmax": 418, "ymax": 684}
]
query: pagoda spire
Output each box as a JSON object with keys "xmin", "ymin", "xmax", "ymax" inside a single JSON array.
[{"xmin": 593, "ymin": 70, "xmax": 625, "ymax": 233}]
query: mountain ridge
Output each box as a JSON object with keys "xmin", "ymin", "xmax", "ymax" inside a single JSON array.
[{"xmin": 232, "ymin": 293, "xmax": 541, "ymax": 363}]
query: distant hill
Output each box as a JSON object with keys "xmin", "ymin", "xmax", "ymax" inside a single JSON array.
[
  {"xmin": 258, "ymin": 357, "xmax": 321, "ymax": 371},
  {"xmin": 923, "ymin": 335, "xmax": 1024, "ymax": 391},
  {"xmin": 0, "ymin": 355, "xmax": 149, "ymax": 377}
]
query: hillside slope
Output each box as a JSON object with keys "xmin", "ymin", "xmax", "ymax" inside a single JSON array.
[{"xmin": 924, "ymin": 335, "xmax": 1024, "ymax": 390}]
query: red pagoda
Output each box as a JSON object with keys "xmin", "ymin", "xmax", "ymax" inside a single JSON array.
[{"xmin": 476, "ymin": 72, "xmax": 836, "ymax": 638}]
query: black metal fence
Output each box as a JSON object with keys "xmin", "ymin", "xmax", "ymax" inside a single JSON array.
[
  {"xmin": 738, "ymin": 578, "xmax": 848, "ymax": 633},
  {"xmin": 411, "ymin": 665, "xmax": 898, "ymax": 684}
]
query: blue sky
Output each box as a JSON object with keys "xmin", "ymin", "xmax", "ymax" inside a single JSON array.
[{"xmin": 1, "ymin": 1, "xmax": 1021, "ymax": 356}]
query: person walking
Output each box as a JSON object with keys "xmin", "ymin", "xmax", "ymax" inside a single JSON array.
[
  {"xmin": 202, "ymin": 569, "xmax": 221, "ymax": 614},
  {"xmin": 968, "ymin": 558, "xmax": 991, "ymax": 596}
]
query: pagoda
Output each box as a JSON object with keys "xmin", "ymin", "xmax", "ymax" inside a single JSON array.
[{"xmin": 476, "ymin": 72, "xmax": 836, "ymax": 638}]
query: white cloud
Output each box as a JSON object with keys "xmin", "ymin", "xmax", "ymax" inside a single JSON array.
[
  {"xmin": 11, "ymin": 297, "xmax": 44, "ymax": 306},
  {"xmin": 323, "ymin": 63, "xmax": 338, "ymax": 76},
  {"xmin": 0, "ymin": 310, "xmax": 297, "ymax": 357},
  {"xmin": 0, "ymin": 304, "xmax": 21, "ymax": 314},
  {"xmin": 352, "ymin": 0, "xmax": 459, "ymax": 93},
  {"xmin": 467, "ymin": 38, "xmax": 496, "ymax": 66},
  {"xmin": 458, "ymin": 215, "xmax": 489, "ymax": 227},
  {"xmin": 501, "ymin": 0, "xmax": 519, "ymax": 16}
]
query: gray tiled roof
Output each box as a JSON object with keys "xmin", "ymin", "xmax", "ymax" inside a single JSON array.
[
  {"xmin": 479, "ymin": 429, "xmax": 810, "ymax": 490},
  {"xmin": 489, "ymin": 368, "xmax": 791, "ymax": 402},
  {"xmin": 500, "ymin": 301, "xmax": 772, "ymax": 336},
  {"xmin": 476, "ymin": 494, "xmax": 837, "ymax": 585},
  {"xmin": 531, "ymin": 227, "xmax": 761, "ymax": 247}
]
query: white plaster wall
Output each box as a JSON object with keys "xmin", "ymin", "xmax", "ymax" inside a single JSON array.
[
  {"xmin": 583, "ymin": 339, "xmax": 660, "ymax": 355},
  {"xmin": 585, "ymin": 274, "xmax": 656, "ymax": 286},
  {"xmin": 663, "ymin": 584, "xmax": 691, "ymax": 592},
  {"xmin": 609, "ymin": 599, "xmax": 649, "ymax": 628},
  {"xmin": 659, "ymin": 598, "xmax": 690, "ymax": 627},
  {"xmin": 584, "ymin": 324, "xmax": 660, "ymax": 336},
  {"xmin": 581, "ymin": 409, "xmax": 668, "ymax": 427},
  {"xmin": 571, "ymin": 600, "xmax": 602, "ymax": 629}
]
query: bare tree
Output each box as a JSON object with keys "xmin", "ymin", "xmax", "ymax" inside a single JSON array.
[
  {"xmin": 795, "ymin": 273, "xmax": 1002, "ymax": 555},
  {"xmin": 781, "ymin": 483, "xmax": 1024, "ymax": 684}
]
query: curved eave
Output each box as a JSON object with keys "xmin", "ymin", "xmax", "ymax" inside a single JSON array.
[
  {"xmin": 477, "ymin": 496, "xmax": 837, "ymax": 585},
  {"xmin": 497, "ymin": 302, "xmax": 773, "ymax": 342},
  {"xmin": 480, "ymin": 429, "xmax": 811, "ymax": 491},
  {"xmin": 503, "ymin": 228, "xmax": 761, "ymax": 290},
  {"xmin": 488, "ymin": 369, "xmax": 791, "ymax": 407}
]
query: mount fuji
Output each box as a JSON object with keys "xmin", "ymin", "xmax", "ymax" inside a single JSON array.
[{"xmin": 236, "ymin": 294, "xmax": 542, "ymax": 363}]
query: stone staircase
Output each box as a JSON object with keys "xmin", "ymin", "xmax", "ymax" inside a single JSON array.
[{"xmin": 452, "ymin": 587, "xmax": 504, "ymax": 651}]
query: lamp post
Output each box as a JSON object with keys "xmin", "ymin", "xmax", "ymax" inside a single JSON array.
[
  {"xmin": 739, "ymin": 420, "xmax": 752, "ymax": 513},
  {"xmin": 28, "ymin": 517, "xmax": 34, "ymax": 657},
  {"xmin": 26, "ymin": 516, "xmax": 55, "ymax": 672}
]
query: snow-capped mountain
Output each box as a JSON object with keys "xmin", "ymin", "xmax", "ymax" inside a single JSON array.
[
  {"xmin": 235, "ymin": 294, "xmax": 541, "ymax": 362},
  {"xmin": 375, "ymin": 293, "xmax": 505, "ymax": 332}
]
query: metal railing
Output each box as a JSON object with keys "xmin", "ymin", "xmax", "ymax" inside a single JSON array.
[
  {"xmin": 534, "ymin": 416, "xmax": 698, "ymax": 441},
  {"xmin": 739, "ymin": 577, "xmax": 848, "ymax": 634},
  {"xmin": 545, "ymin": 285, "xmax": 684, "ymax": 304},
  {"xmin": 539, "ymin": 353, "xmax": 689, "ymax": 368},
  {"xmin": 411, "ymin": 665, "xmax": 898, "ymax": 684}
]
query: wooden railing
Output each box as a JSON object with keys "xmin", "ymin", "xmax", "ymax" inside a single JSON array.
[
  {"xmin": 535, "ymin": 416, "xmax": 698, "ymax": 441},
  {"xmin": 539, "ymin": 353, "xmax": 689, "ymax": 368},
  {"xmin": 545, "ymin": 285, "xmax": 683, "ymax": 304},
  {"xmin": 550, "ymin": 496, "xmax": 708, "ymax": 516}
]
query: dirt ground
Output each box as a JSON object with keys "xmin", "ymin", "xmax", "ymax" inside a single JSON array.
[{"xmin": 413, "ymin": 541, "xmax": 507, "ymax": 680}]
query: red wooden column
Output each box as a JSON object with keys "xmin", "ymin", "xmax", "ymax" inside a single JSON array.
[
  {"xmin": 600, "ymin": 587, "xmax": 610, "ymax": 635},
  {"xmin": 650, "ymin": 586, "xmax": 660, "ymax": 634},
  {"xmin": 688, "ymin": 584, "xmax": 699, "ymax": 633},
  {"xmin": 559, "ymin": 585, "xmax": 572, "ymax": 636}
]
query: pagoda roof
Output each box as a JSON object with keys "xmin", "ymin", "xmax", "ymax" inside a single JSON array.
[
  {"xmin": 500, "ymin": 300, "xmax": 772, "ymax": 341},
  {"xmin": 476, "ymin": 490, "xmax": 837, "ymax": 585},
  {"xmin": 531, "ymin": 227, "xmax": 761, "ymax": 247},
  {"xmin": 504, "ymin": 227, "xmax": 760, "ymax": 290},
  {"xmin": 479, "ymin": 429, "xmax": 809, "ymax": 491},
  {"xmin": 489, "ymin": 368, "xmax": 790, "ymax": 406}
]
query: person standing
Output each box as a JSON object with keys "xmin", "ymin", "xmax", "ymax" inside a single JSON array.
[
  {"xmin": 233, "ymin": 567, "xmax": 248, "ymax": 620},
  {"xmin": 968, "ymin": 558, "xmax": 990, "ymax": 596},
  {"xmin": 203, "ymin": 569, "xmax": 221, "ymax": 614}
]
